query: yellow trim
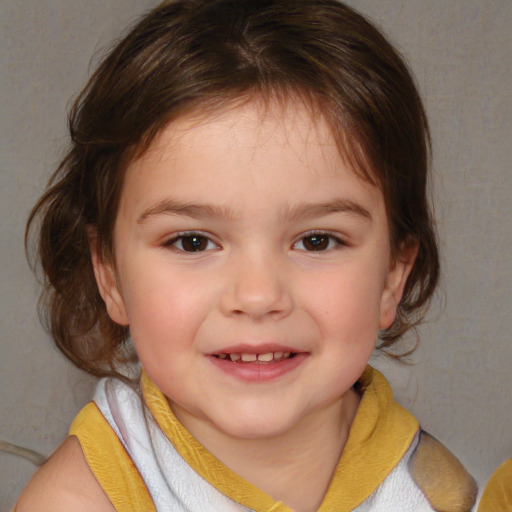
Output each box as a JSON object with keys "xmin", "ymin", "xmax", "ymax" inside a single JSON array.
[
  {"xmin": 320, "ymin": 367, "xmax": 419, "ymax": 511},
  {"xmin": 478, "ymin": 458, "xmax": 512, "ymax": 512},
  {"xmin": 70, "ymin": 402, "xmax": 156, "ymax": 512},
  {"xmin": 141, "ymin": 371, "xmax": 287, "ymax": 512},
  {"xmin": 141, "ymin": 366, "xmax": 418, "ymax": 512}
]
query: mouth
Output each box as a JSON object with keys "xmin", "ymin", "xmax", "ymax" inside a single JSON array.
[
  {"xmin": 213, "ymin": 351, "xmax": 296, "ymax": 363},
  {"xmin": 209, "ymin": 348, "xmax": 306, "ymax": 382}
]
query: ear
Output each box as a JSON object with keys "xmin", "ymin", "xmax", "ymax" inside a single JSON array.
[
  {"xmin": 379, "ymin": 240, "xmax": 418, "ymax": 330},
  {"xmin": 89, "ymin": 234, "xmax": 129, "ymax": 326}
]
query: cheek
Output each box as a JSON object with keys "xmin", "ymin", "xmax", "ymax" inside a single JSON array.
[
  {"xmin": 306, "ymin": 266, "xmax": 385, "ymax": 335},
  {"xmin": 121, "ymin": 269, "xmax": 214, "ymax": 353}
]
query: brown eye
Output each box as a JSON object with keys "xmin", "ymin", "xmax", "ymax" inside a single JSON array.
[
  {"xmin": 294, "ymin": 233, "xmax": 343, "ymax": 251},
  {"xmin": 181, "ymin": 235, "xmax": 208, "ymax": 251},
  {"xmin": 168, "ymin": 234, "xmax": 217, "ymax": 252},
  {"xmin": 302, "ymin": 234, "xmax": 329, "ymax": 251}
]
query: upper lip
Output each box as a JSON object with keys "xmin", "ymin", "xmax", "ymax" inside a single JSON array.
[{"xmin": 208, "ymin": 343, "xmax": 303, "ymax": 355}]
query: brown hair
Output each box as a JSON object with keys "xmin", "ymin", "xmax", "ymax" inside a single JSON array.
[{"xmin": 26, "ymin": 0, "xmax": 439, "ymax": 379}]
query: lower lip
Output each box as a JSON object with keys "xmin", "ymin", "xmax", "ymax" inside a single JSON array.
[{"xmin": 208, "ymin": 353, "xmax": 308, "ymax": 382}]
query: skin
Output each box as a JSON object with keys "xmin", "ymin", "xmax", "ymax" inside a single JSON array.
[
  {"xmin": 16, "ymin": 437, "xmax": 115, "ymax": 511},
  {"xmin": 18, "ymin": 99, "xmax": 415, "ymax": 511}
]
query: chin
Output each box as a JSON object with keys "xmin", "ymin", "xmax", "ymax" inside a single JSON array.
[
  {"xmin": 218, "ymin": 420, "xmax": 293, "ymax": 441},
  {"xmin": 211, "ymin": 406, "xmax": 305, "ymax": 441}
]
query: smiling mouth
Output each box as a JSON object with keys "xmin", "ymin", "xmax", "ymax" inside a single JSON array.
[{"xmin": 213, "ymin": 351, "xmax": 295, "ymax": 363}]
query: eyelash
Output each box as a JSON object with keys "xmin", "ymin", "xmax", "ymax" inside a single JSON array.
[
  {"xmin": 163, "ymin": 231, "xmax": 346, "ymax": 253},
  {"xmin": 163, "ymin": 232, "xmax": 219, "ymax": 253},
  {"xmin": 293, "ymin": 232, "xmax": 347, "ymax": 252}
]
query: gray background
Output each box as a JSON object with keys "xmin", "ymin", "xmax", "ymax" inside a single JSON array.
[{"xmin": 1, "ymin": 0, "xmax": 511, "ymax": 508}]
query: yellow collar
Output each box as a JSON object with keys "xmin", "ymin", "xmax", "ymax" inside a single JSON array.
[{"xmin": 141, "ymin": 366, "xmax": 418, "ymax": 512}]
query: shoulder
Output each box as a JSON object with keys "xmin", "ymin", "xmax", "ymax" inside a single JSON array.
[
  {"xmin": 16, "ymin": 435, "xmax": 115, "ymax": 512},
  {"xmin": 409, "ymin": 430, "xmax": 477, "ymax": 512}
]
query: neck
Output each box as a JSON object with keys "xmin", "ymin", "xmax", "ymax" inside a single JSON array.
[{"xmin": 172, "ymin": 388, "xmax": 360, "ymax": 512}]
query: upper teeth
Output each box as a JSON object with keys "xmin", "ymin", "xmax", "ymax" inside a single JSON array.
[{"xmin": 217, "ymin": 351, "xmax": 292, "ymax": 362}]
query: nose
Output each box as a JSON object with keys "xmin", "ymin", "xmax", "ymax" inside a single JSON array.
[{"xmin": 219, "ymin": 250, "xmax": 293, "ymax": 321}]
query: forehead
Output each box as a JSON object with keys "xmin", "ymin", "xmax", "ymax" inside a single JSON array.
[
  {"xmin": 119, "ymin": 99, "xmax": 384, "ymax": 221},
  {"xmin": 142, "ymin": 98, "xmax": 338, "ymax": 169}
]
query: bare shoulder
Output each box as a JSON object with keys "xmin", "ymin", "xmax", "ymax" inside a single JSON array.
[{"xmin": 16, "ymin": 436, "xmax": 115, "ymax": 512}]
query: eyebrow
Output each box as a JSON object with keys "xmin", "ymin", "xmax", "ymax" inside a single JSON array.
[
  {"xmin": 137, "ymin": 198, "xmax": 371, "ymax": 224},
  {"xmin": 137, "ymin": 199, "xmax": 234, "ymax": 223},
  {"xmin": 282, "ymin": 199, "xmax": 372, "ymax": 222}
]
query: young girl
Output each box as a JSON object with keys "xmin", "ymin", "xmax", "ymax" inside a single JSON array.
[{"xmin": 18, "ymin": 0, "xmax": 478, "ymax": 510}]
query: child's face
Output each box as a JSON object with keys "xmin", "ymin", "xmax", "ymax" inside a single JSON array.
[{"xmin": 93, "ymin": 99, "xmax": 413, "ymax": 440}]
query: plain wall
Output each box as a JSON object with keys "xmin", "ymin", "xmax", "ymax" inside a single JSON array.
[{"xmin": 1, "ymin": 0, "xmax": 510, "ymax": 508}]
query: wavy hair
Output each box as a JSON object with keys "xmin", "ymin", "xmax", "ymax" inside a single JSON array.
[{"xmin": 26, "ymin": 0, "xmax": 439, "ymax": 378}]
